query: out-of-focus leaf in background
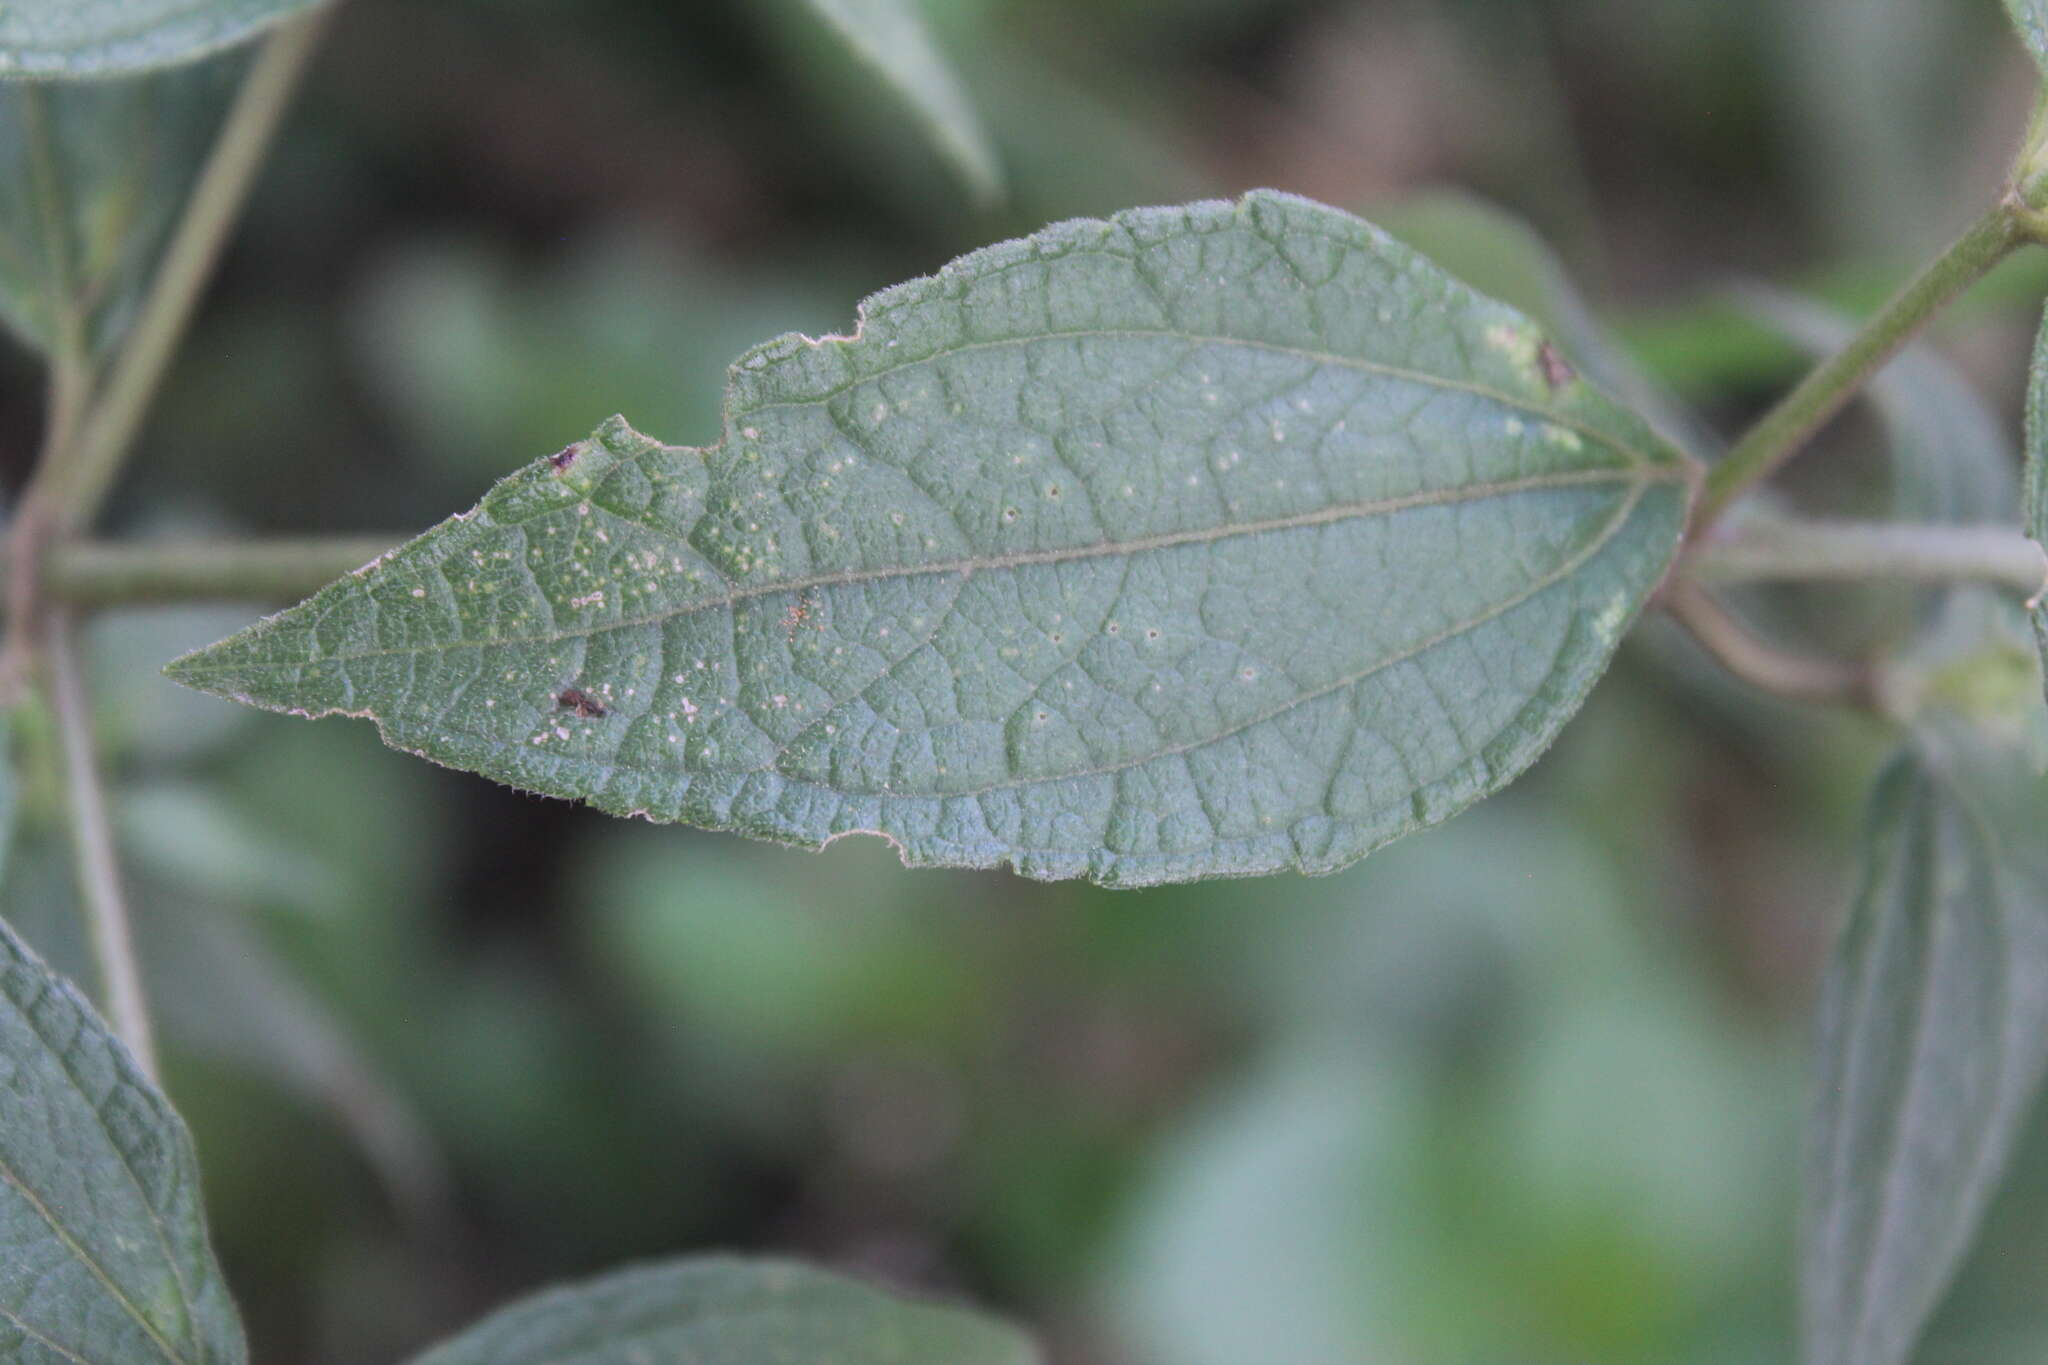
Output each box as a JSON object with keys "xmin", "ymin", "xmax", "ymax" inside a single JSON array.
[
  {"xmin": 0, "ymin": 0, "xmax": 322, "ymax": 78},
  {"xmin": 408, "ymin": 1258, "xmax": 1038, "ymax": 1365},
  {"xmin": 0, "ymin": 55, "xmax": 239, "ymax": 357},
  {"xmin": 786, "ymin": 0, "xmax": 1002, "ymax": 207},
  {"xmin": 1802, "ymin": 726, "xmax": 2048, "ymax": 1365}
]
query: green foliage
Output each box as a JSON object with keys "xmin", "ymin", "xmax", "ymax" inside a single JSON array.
[
  {"xmin": 1803, "ymin": 726, "xmax": 2048, "ymax": 1365},
  {"xmin": 792, "ymin": 0, "xmax": 1002, "ymax": 206},
  {"xmin": 0, "ymin": 58, "xmax": 237, "ymax": 356},
  {"xmin": 167, "ymin": 191, "xmax": 1690, "ymax": 885},
  {"xmin": 0, "ymin": 0, "xmax": 323, "ymax": 78},
  {"xmin": 407, "ymin": 1258, "xmax": 1038, "ymax": 1365},
  {"xmin": 0, "ymin": 914, "xmax": 244, "ymax": 1365},
  {"xmin": 2008, "ymin": 0, "xmax": 2048, "ymax": 76}
]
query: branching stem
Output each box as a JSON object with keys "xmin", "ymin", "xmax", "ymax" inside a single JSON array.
[
  {"xmin": 1666, "ymin": 581, "xmax": 1876, "ymax": 709},
  {"xmin": 1695, "ymin": 205, "xmax": 2028, "ymax": 529},
  {"xmin": 1690, "ymin": 518, "xmax": 2048, "ymax": 598}
]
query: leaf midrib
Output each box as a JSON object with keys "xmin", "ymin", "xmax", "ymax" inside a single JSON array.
[{"xmin": 176, "ymin": 465, "xmax": 1674, "ymax": 674}]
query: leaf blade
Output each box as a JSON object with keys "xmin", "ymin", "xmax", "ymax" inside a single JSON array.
[
  {"xmin": 794, "ymin": 0, "xmax": 1002, "ymax": 205},
  {"xmin": 0, "ymin": 0, "xmax": 323, "ymax": 78},
  {"xmin": 406, "ymin": 1257, "xmax": 1037, "ymax": 1365},
  {"xmin": 0, "ymin": 914, "xmax": 245, "ymax": 1365},
  {"xmin": 1802, "ymin": 729, "xmax": 2048, "ymax": 1365},
  {"xmin": 169, "ymin": 191, "xmax": 1691, "ymax": 886},
  {"xmin": 2022, "ymin": 305, "xmax": 2048, "ymax": 695}
]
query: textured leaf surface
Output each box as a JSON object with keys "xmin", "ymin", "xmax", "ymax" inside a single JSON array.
[
  {"xmin": 0, "ymin": 0, "xmax": 318, "ymax": 77},
  {"xmin": 0, "ymin": 914, "xmax": 245, "ymax": 1365},
  {"xmin": 0, "ymin": 59, "xmax": 238, "ymax": 355},
  {"xmin": 1803, "ymin": 728, "xmax": 2048, "ymax": 1365},
  {"xmin": 2009, "ymin": 0, "xmax": 2048, "ymax": 77},
  {"xmin": 408, "ymin": 1257, "xmax": 1036, "ymax": 1365},
  {"xmin": 796, "ymin": 0, "xmax": 1000, "ymax": 205},
  {"xmin": 169, "ymin": 191, "xmax": 1691, "ymax": 886}
]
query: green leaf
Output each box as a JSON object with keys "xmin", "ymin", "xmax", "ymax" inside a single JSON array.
[
  {"xmin": 2007, "ymin": 0, "xmax": 2048, "ymax": 77},
  {"xmin": 793, "ymin": 0, "xmax": 1002, "ymax": 206},
  {"xmin": 1802, "ymin": 727, "xmax": 2048, "ymax": 1365},
  {"xmin": 0, "ymin": 913, "xmax": 245, "ymax": 1365},
  {"xmin": 1374, "ymin": 190, "xmax": 1698, "ymax": 449},
  {"xmin": 407, "ymin": 1257, "xmax": 1037, "ymax": 1365},
  {"xmin": 0, "ymin": 0, "xmax": 320, "ymax": 78},
  {"xmin": 2021, "ymin": 306, "xmax": 2048, "ymax": 700},
  {"xmin": 167, "ymin": 191, "xmax": 1692, "ymax": 886},
  {"xmin": 0, "ymin": 57, "xmax": 239, "ymax": 356}
]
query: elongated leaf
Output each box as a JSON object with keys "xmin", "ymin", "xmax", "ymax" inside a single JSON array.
[
  {"xmin": 0, "ymin": 56, "xmax": 239, "ymax": 356},
  {"xmin": 0, "ymin": 0, "xmax": 319, "ymax": 78},
  {"xmin": 794, "ymin": 0, "xmax": 1001, "ymax": 205},
  {"xmin": 1803, "ymin": 728, "xmax": 2048, "ymax": 1365},
  {"xmin": 168, "ymin": 191, "xmax": 1692, "ymax": 886},
  {"xmin": 2021, "ymin": 307, "xmax": 2048, "ymax": 699},
  {"xmin": 2008, "ymin": 0, "xmax": 2048, "ymax": 77},
  {"xmin": 408, "ymin": 1257, "xmax": 1036, "ymax": 1365},
  {"xmin": 0, "ymin": 914, "xmax": 245, "ymax": 1365}
]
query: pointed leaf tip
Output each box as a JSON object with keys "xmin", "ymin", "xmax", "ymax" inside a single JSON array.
[{"xmin": 172, "ymin": 192, "xmax": 1689, "ymax": 885}]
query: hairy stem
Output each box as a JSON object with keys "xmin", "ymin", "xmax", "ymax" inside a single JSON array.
[
  {"xmin": 1666, "ymin": 581, "xmax": 1875, "ymax": 708},
  {"xmin": 1691, "ymin": 518, "xmax": 2048, "ymax": 598},
  {"xmin": 52, "ymin": 11, "xmax": 328, "ymax": 533},
  {"xmin": 45, "ymin": 611, "xmax": 157, "ymax": 1080},
  {"xmin": 40, "ymin": 535, "xmax": 404, "ymax": 605},
  {"xmin": 1695, "ymin": 205, "xmax": 2027, "ymax": 528}
]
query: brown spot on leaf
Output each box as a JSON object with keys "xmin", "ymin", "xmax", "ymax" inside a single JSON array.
[
  {"xmin": 557, "ymin": 686, "xmax": 608, "ymax": 718},
  {"xmin": 1538, "ymin": 341, "xmax": 1576, "ymax": 392},
  {"xmin": 549, "ymin": 444, "xmax": 579, "ymax": 472}
]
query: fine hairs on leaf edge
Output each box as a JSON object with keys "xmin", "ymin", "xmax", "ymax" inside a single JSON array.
[{"xmin": 165, "ymin": 189, "xmax": 1692, "ymax": 887}]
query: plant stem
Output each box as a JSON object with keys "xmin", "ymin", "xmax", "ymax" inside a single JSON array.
[
  {"xmin": 44, "ymin": 611, "xmax": 157, "ymax": 1080},
  {"xmin": 1666, "ymin": 582, "xmax": 1876, "ymax": 708},
  {"xmin": 1695, "ymin": 205, "xmax": 2027, "ymax": 528},
  {"xmin": 51, "ymin": 11, "xmax": 328, "ymax": 533},
  {"xmin": 1690, "ymin": 517, "xmax": 2048, "ymax": 598},
  {"xmin": 40, "ymin": 535, "xmax": 403, "ymax": 606}
]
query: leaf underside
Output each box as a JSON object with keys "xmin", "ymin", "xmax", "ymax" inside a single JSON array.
[
  {"xmin": 1803, "ymin": 730, "xmax": 2048, "ymax": 1365},
  {"xmin": 169, "ymin": 190, "xmax": 1691, "ymax": 886},
  {"xmin": 407, "ymin": 1257, "xmax": 1036, "ymax": 1365},
  {"xmin": 0, "ymin": 0, "xmax": 320, "ymax": 77},
  {"xmin": 0, "ymin": 916, "xmax": 245, "ymax": 1365}
]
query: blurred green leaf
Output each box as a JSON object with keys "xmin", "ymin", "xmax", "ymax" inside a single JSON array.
[
  {"xmin": 2007, "ymin": 0, "xmax": 2048, "ymax": 76},
  {"xmin": 167, "ymin": 191, "xmax": 1688, "ymax": 885},
  {"xmin": 0, "ymin": 0, "xmax": 320, "ymax": 77},
  {"xmin": 1802, "ymin": 728, "xmax": 2048, "ymax": 1365},
  {"xmin": 407, "ymin": 1257, "xmax": 1037, "ymax": 1365},
  {"xmin": 791, "ymin": 0, "xmax": 1001, "ymax": 205},
  {"xmin": 0, "ymin": 58, "xmax": 237, "ymax": 356},
  {"xmin": 0, "ymin": 912, "xmax": 245, "ymax": 1365}
]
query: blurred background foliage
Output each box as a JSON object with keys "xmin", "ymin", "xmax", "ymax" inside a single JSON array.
[{"xmin": 7, "ymin": 0, "xmax": 2048, "ymax": 1361}]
